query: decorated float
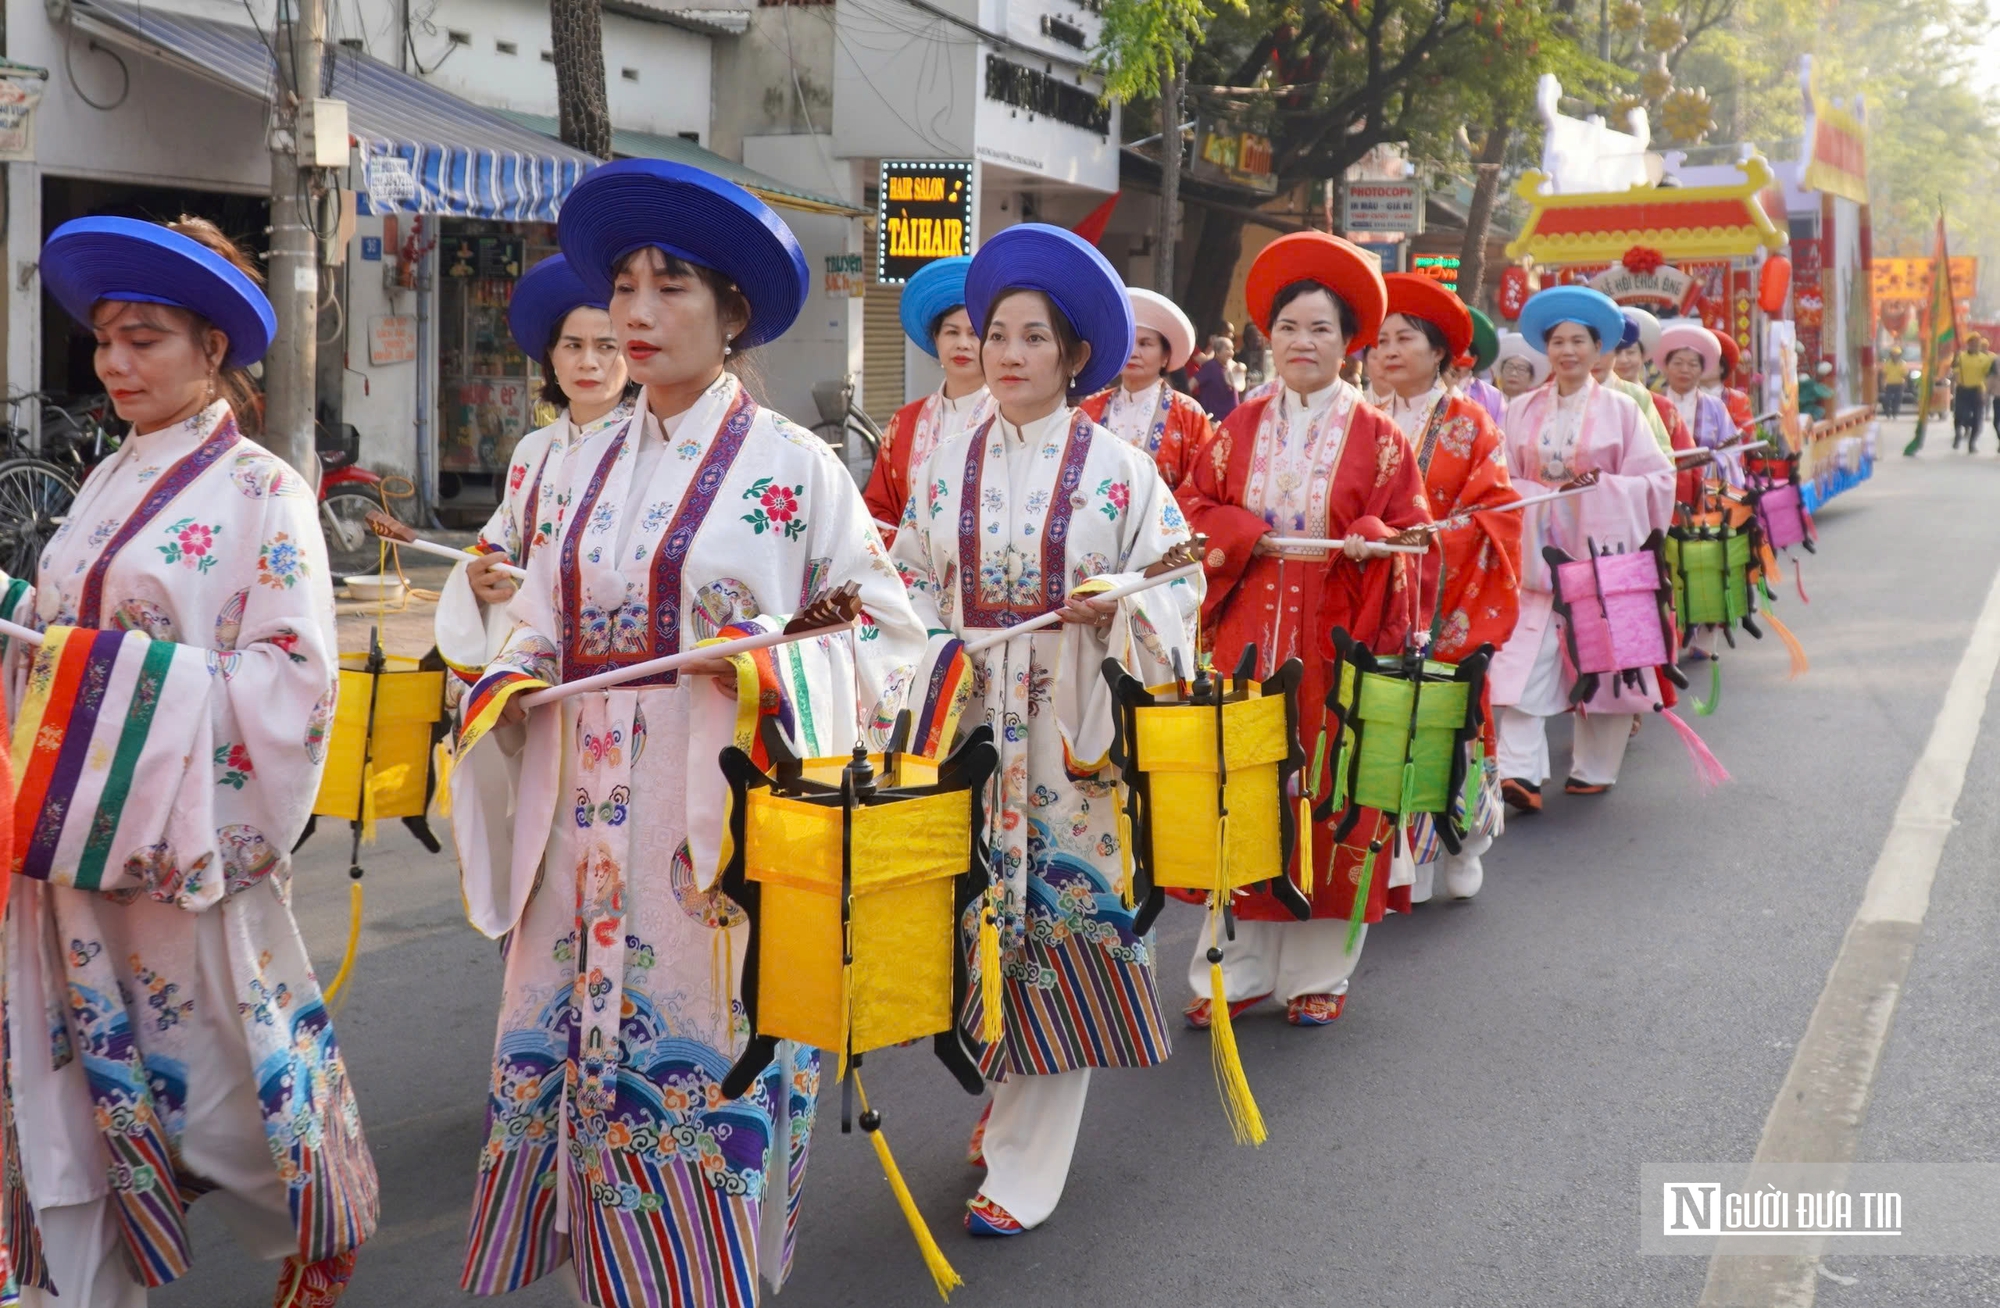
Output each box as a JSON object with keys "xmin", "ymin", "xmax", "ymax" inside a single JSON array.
[{"xmin": 1495, "ymin": 64, "xmax": 1876, "ymax": 511}]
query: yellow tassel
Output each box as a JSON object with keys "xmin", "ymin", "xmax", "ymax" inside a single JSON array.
[
  {"xmin": 977, "ymin": 902, "xmax": 1004, "ymax": 1045},
  {"xmin": 1204, "ymin": 959, "xmax": 1267, "ymax": 1147},
  {"xmin": 359, "ymin": 763, "xmax": 379, "ymax": 845},
  {"xmin": 432, "ymin": 740, "xmax": 454, "ymax": 819},
  {"xmin": 1295, "ymin": 795, "xmax": 1314, "ymax": 899},
  {"xmin": 1764, "ymin": 611, "xmax": 1809, "ymax": 678},
  {"xmin": 855, "ymin": 1073, "xmax": 963, "ymax": 1301},
  {"xmin": 1115, "ymin": 790, "xmax": 1135, "ymax": 910},
  {"xmin": 322, "ymin": 880, "xmax": 365, "ymax": 1004}
]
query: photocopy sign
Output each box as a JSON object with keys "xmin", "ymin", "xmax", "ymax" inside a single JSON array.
[
  {"xmin": 1341, "ymin": 181, "xmax": 1424, "ymax": 234},
  {"xmin": 365, "ymin": 154, "xmax": 418, "ymax": 209},
  {"xmin": 876, "ymin": 160, "xmax": 973, "ymax": 284}
]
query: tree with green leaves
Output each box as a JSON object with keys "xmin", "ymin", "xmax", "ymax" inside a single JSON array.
[
  {"xmin": 1096, "ymin": 0, "xmax": 1240, "ymax": 296},
  {"xmin": 1161, "ymin": 0, "xmax": 1607, "ymax": 329}
]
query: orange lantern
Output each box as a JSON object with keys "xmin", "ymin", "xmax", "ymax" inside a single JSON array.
[{"xmin": 1759, "ymin": 255, "xmax": 1792, "ymax": 315}]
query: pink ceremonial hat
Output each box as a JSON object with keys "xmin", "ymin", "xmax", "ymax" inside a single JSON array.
[
  {"xmin": 1127, "ymin": 288, "xmax": 1197, "ymax": 372},
  {"xmin": 1653, "ymin": 320, "xmax": 1721, "ymax": 372}
]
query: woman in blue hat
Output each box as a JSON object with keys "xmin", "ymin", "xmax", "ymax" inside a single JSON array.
[
  {"xmin": 434, "ymin": 254, "xmax": 636, "ymax": 677},
  {"xmin": 1487, "ymin": 286, "xmax": 1676, "ymax": 809},
  {"xmin": 448, "ymin": 160, "xmax": 928, "ymax": 1308},
  {"xmin": 8, "ymin": 216, "xmax": 376, "ymax": 1303},
  {"xmin": 861, "ymin": 255, "xmax": 990, "ymax": 539},
  {"xmin": 887, "ymin": 223, "xmax": 1201, "ymax": 1237}
]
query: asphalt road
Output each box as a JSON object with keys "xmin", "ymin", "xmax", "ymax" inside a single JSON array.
[{"xmin": 152, "ymin": 414, "xmax": 2000, "ymax": 1308}]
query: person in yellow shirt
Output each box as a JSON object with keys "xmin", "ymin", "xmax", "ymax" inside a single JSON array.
[
  {"xmin": 1952, "ymin": 335, "xmax": 1996, "ymax": 451},
  {"xmin": 1880, "ymin": 353, "xmax": 1909, "ymax": 420}
]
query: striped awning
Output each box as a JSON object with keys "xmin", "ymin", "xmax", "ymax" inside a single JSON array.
[{"xmin": 72, "ymin": 0, "xmax": 593, "ymax": 223}]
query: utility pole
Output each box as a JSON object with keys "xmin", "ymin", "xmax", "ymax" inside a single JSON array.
[{"xmin": 266, "ymin": 0, "xmax": 327, "ymax": 482}]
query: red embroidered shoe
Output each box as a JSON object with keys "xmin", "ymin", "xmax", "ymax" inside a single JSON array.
[
  {"xmin": 1183, "ymin": 992, "xmax": 1270, "ymax": 1030},
  {"xmin": 1500, "ymin": 778, "xmax": 1542, "ymax": 813},
  {"xmin": 965, "ymin": 1195, "xmax": 1025, "ymax": 1237},
  {"xmin": 1286, "ymin": 993, "xmax": 1345, "ymax": 1026},
  {"xmin": 967, "ymin": 1099, "xmax": 992, "ymax": 1167},
  {"xmin": 274, "ymin": 1249, "xmax": 358, "ymax": 1308}
]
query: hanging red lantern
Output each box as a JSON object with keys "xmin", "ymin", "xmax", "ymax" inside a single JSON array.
[
  {"xmin": 1498, "ymin": 266, "xmax": 1532, "ymax": 320},
  {"xmin": 1759, "ymin": 255, "xmax": 1792, "ymax": 315}
]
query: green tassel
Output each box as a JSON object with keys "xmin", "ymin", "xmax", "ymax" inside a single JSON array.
[
  {"xmin": 1691, "ymin": 655, "xmax": 1722, "ymax": 717},
  {"xmin": 1400, "ymin": 759, "xmax": 1418, "ymax": 814},
  {"xmin": 1346, "ymin": 839, "xmax": 1379, "ymax": 953},
  {"xmin": 1332, "ymin": 744, "xmax": 1351, "ymax": 806}
]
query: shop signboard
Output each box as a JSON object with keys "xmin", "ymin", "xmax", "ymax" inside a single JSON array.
[
  {"xmin": 1341, "ymin": 181, "xmax": 1424, "ymax": 234},
  {"xmin": 368, "ymin": 315, "xmax": 417, "ymax": 365},
  {"xmin": 876, "ymin": 160, "xmax": 973, "ymax": 284},
  {"xmin": 0, "ymin": 76, "xmax": 43, "ymax": 162},
  {"xmin": 1414, "ymin": 254, "xmax": 1461, "ymax": 292}
]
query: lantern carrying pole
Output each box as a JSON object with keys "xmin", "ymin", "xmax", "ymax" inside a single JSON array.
[
  {"xmin": 963, "ymin": 562, "xmax": 1203, "ymax": 654},
  {"xmin": 520, "ymin": 621, "xmax": 857, "ymax": 708}
]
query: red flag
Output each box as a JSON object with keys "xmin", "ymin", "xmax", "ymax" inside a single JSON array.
[{"xmin": 1071, "ymin": 192, "xmax": 1122, "ymax": 247}]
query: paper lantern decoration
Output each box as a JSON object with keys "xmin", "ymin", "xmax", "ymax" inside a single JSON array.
[
  {"xmin": 309, "ymin": 645, "xmax": 447, "ymax": 852},
  {"xmin": 1498, "ymin": 265, "xmax": 1533, "ymax": 320},
  {"xmin": 1644, "ymin": 12, "xmax": 1685, "ymax": 49},
  {"xmin": 1612, "ymin": 0, "xmax": 1646, "ymax": 32},
  {"xmin": 1759, "ymin": 255, "xmax": 1792, "ymax": 314},
  {"xmin": 1661, "ymin": 86, "xmax": 1716, "ymax": 144}
]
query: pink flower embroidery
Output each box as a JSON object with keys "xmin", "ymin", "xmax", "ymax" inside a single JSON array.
[{"xmin": 179, "ymin": 524, "xmax": 213, "ymax": 555}]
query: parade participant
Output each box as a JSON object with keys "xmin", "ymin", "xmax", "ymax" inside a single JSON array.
[
  {"xmin": 1594, "ymin": 316, "xmax": 1674, "ymax": 454},
  {"xmin": 1489, "ymin": 287, "xmax": 1675, "ymax": 809},
  {"xmin": 1362, "ymin": 342, "xmax": 1396, "ymax": 407},
  {"xmin": 1459, "ymin": 307, "xmax": 1506, "ymax": 424},
  {"xmin": 1612, "ymin": 306, "xmax": 1661, "ymax": 388},
  {"xmin": 863, "ymin": 255, "xmax": 990, "ymax": 535},
  {"xmin": 1953, "ymin": 335, "xmax": 1995, "ymax": 450},
  {"xmin": 449, "ymin": 160, "xmax": 928, "ymax": 1307},
  {"xmin": 1079, "ymin": 286, "xmax": 1215, "ymax": 488},
  {"xmin": 1706, "ymin": 330, "xmax": 1756, "ymax": 432},
  {"xmin": 887, "ymin": 223, "xmax": 1201, "ymax": 1236},
  {"xmin": 1880, "ymin": 350, "xmax": 1909, "ymax": 419},
  {"xmin": 1654, "ymin": 320, "xmax": 1742, "ymax": 480},
  {"xmin": 435, "ymin": 254, "xmax": 636, "ymax": 675},
  {"xmin": 6, "ymin": 216, "xmax": 375, "ymax": 1304},
  {"xmin": 1799, "ymin": 362, "xmax": 1836, "ymax": 425},
  {"xmin": 1374, "ymin": 275, "xmax": 1523, "ymax": 900},
  {"xmin": 1177, "ymin": 231, "xmax": 1429, "ymax": 1026},
  {"xmin": 1494, "ymin": 331, "xmax": 1549, "ymax": 399}
]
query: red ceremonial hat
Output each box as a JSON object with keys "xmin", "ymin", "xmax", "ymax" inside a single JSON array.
[
  {"xmin": 1716, "ymin": 328, "xmax": 1741, "ymax": 373},
  {"xmin": 1245, "ymin": 231, "xmax": 1387, "ymax": 355},
  {"xmin": 1382, "ymin": 272, "xmax": 1474, "ymax": 360}
]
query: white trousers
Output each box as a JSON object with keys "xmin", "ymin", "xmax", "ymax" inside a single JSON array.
[
  {"xmin": 17, "ymin": 910, "xmax": 296, "ymax": 1307},
  {"xmin": 975, "ymin": 1068, "xmax": 1091, "ymax": 1229},
  {"xmin": 1410, "ymin": 831, "xmax": 1495, "ymax": 903},
  {"xmin": 1495, "ymin": 706, "xmax": 1636, "ymax": 787},
  {"xmin": 1186, "ymin": 918, "xmax": 1367, "ymax": 1004}
]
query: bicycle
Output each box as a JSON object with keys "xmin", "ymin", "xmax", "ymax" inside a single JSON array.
[
  {"xmin": 809, "ymin": 377, "xmax": 884, "ymax": 460},
  {"xmin": 0, "ymin": 390, "xmax": 101, "ymax": 578}
]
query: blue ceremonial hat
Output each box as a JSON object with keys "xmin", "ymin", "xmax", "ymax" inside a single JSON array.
[
  {"xmin": 964, "ymin": 224, "xmax": 1133, "ymax": 396},
  {"xmin": 1618, "ymin": 315, "xmax": 1641, "ymax": 350},
  {"xmin": 507, "ymin": 255, "xmax": 604, "ymax": 358},
  {"xmin": 41, "ymin": 216, "xmax": 275, "ymax": 368},
  {"xmin": 899, "ymin": 256, "xmax": 973, "ymax": 357},
  {"xmin": 1517, "ymin": 286, "xmax": 1624, "ymax": 354},
  {"xmin": 557, "ymin": 158, "xmax": 809, "ymax": 349}
]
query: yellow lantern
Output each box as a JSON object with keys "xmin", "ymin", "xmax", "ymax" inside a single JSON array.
[
  {"xmin": 1102, "ymin": 645, "xmax": 1308, "ymax": 1148},
  {"xmin": 716, "ymin": 727, "xmax": 997, "ymax": 1300},
  {"xmin": 309, "ymin": 643, "xmax": 448, "ymax": 846}
]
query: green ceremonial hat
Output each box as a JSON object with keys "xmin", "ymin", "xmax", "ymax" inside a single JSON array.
[{"xmin": 1468, "ymin": 307, "xmax": 1498, "ymax": 372}]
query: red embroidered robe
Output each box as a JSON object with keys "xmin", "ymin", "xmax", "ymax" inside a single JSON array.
[
  {"xmin": 1176, "ymin": 389, "xmax": 1430, "ymax": 924},
  {"xmin": 1078, "ymin": 380, "xmax": 1216, "ymax": 491}
]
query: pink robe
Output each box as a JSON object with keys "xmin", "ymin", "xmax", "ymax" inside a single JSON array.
[{"xmin": 1487, "ymin": 380, "xmax": 1676, "ymax": 714}]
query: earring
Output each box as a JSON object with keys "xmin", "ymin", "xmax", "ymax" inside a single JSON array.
[{"xmin": 723, "ymin": 334, "xmax": 734, "ymax": 358}]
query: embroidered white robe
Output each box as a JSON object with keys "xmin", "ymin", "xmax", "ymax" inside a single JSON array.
[
  {"xmin": 436, "ymin": 400, "xmax": 636, "ymax": 675},
  {"xmin": 448, "ymin": 374, "xmax": 927, "ymax": 1307},
  {"xmin": 888, "ymin": 406, "xmax": 1202, "ymax": 1077},
  {"xmin": 0, "ymin": 400, "xmax": 375, "ymax": 1289}
]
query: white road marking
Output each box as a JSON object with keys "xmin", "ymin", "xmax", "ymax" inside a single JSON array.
[{"xmin": 1699, "ymin": 559, "xmax": 2000, "ymax": 1306}]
